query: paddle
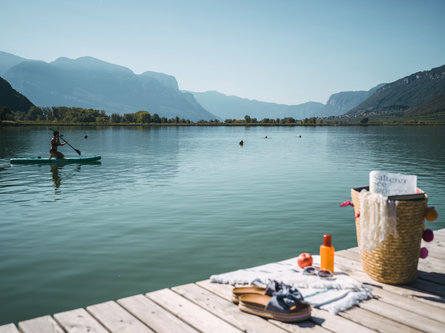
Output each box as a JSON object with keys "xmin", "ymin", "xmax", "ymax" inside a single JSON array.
[
  {"xmin": 60, "ymin": 136, "xmax": 81, "ymax": 156},
  {"xmin": 49, "ymin": 128, "xmax": 81, "ymax": 156}
]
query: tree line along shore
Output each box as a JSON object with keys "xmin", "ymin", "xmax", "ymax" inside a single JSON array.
[{"xmin": 1, "ymin": 105, "xmax": 444, "ymax": 126}]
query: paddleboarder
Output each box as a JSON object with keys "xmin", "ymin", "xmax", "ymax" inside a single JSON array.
[{"xmin": 49, "ymin": 131, "xmax": 66, "ymax": 159}]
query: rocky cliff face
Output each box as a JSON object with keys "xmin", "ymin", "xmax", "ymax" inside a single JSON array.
[
  {"xmin": 323, "ymin": 84, "xmax": 385, "ymax": 116},
  {"xmin": 141, "ymin": 71, "xmax": 179, "ymax": 91}
]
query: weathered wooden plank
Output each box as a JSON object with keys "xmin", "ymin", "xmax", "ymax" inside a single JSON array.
[
  {"xmin": 195, "ymin": 280, "xmax": 330, "ymax": 333},
  {"xmin": 433, "ymin": 236, "xmax": 445, "ymax": 245},
  {"xmin": 197, "ymin": 279, "xmax": 362, "ymax": 333},
  {"xmin": 18, "ymin": 315, "xmax": 64, "ymax": 333},
  {"xmin": 146, "ymin": 288, "xmax": 242, "ymax": 333},
  {"xmin": 422, "ymin": 240, "xmax": 445, "ymax": 259},
  {"xmin": 118, "ymin": 294, "xmax": 198, "ymax": 333},
  {"xmin": 429, "ymin": 233, "xmax": 445, "ymax": 245},
  {"xmin": 370, "ymin": 285, "xmax": 445, "ymax": 323},
  {"xmin": 409, "ymin": 277, "xmax": 445, "ymax": 297},
  {"xmin": 344, "ymin": 246, "xmax": 359, "ymax": 253},
  {"xmin": 54, "ymin": 307, "xmax": 109, "ymax": 333},
  {"xmin": 0, "ymin": 324, "xmax": 19, "ymax": 333},
  {"xmin": 340, "ymin": 306, "xmax": 422, "ymax": 333},
  {"xmin": 334, "ymin": 255, "xmax": 445, "ymax": 310},
  {"xmin": 415, "ymin": 258, "xmax": 445, "ymax": 280},
  {"xmin": 87, "ymin": 300, "xmax": 154, "ymax": 333},
  {"xmin": 359, "ymin": 298, "xmax": 445, "ymax": 333},
  {"xmin": 417, "ymin": 270, "xmax": 445, "ymax": 287},
  {"xmin": 196, "ymin": 279, "xmax": 233, "ymax": 300},
  {"xmin": 267, "ymin": 317, "xmax": 331, "ymax": 333},
  {"xmin": 173, "ymin": 283, "xmax": 289, "ymax": 333},
  {"xmin": 334, "ymin": 248, "xmax": 360, "ymax": 261},
  {"xmin": 434, "ymin": 228, "xmax": 445, "ymax": 237},
  {"xmin": 310, "ymin": 308, "xmax": 375, "ymax": 333},
  {"xmin": 430, "ymin": 235, "xmax": 445, "ymax": 244},
  {"xmin": 419, "ymin": 254, "xmax": 445, "ymax": 272}
]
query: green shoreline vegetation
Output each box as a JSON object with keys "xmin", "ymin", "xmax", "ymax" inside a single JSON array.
[{"xmin": 1, "ymin": 105, "xmax": 444, "ymax": 127}]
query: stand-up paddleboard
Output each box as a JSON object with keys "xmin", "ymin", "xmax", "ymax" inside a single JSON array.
[{"xmin": 10, "ymin": 156, "xmax": 101, "ymax": 165}]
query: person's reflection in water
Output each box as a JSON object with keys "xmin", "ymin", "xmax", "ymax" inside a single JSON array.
[
  {"xmin": 51, "ymin": 165, "xmax": 62, "ymax": 190},
  {"xmin": 50, "ymin": 165, "xmax": 82, "ymax": 193}
]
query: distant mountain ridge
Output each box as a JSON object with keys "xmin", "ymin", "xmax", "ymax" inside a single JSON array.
[
  {"xmin": 0, "ymin": 50, "xmax": 386, "ymax": 121},
  {"xmin": 2, "ymin": 51, "xmax": 444, "ymax": 122},
  {"xmin": 192, "ymin": 63, "xmax": 445, "ymax": 121},
  {"xmin": 0, "ymin": 51, "xmax": 29, "ymax": 76},
  {"xmin": 324, "ymin": 84, "xmax": 385, "ymax": 116},
  {"xmin": 190, "ymin": 91, "xmax": 324, "ymax": 120},
  {"xmin": 1, "ymin": 52, "xmax": 216, "ymax": 121},
  {"xmin": 0, "ymin": 76, "xmax": 34, "ymax": 112},
  {"xmin": 192, "ymin": 85, "xmax": 383, "ymax": 120},
  {"xmin": 348, "ymin": 64, "xmax": 445, "ymax": 117}
]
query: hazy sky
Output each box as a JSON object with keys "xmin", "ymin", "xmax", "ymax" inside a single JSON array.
[{"xmin": 2, "ymin": 0, "xmax": 445, "ymax": 104}]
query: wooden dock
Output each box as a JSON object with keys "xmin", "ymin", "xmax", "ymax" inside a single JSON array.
[{"xmin": 2, "ymin": 228, "xmax": 445, "ymax": 333}]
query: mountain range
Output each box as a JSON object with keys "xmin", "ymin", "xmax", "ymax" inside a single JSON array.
[
  {"xmin": 190, "ymin": 91, "xmax": 325, "ymax": 120},
  {"xmin": 0, "ymin": 51, "xmax": 380, "ymax": 120},
  {"xmin": 347, "ymin": 64, "xmax": 445, "ymax": 119},
  {"xmin": 191, "ymin": 84, "xmax": 384, "ymax": 121},
  {"xmin": 1, "ymin": 50, "xmax": 444, "ymax": 122},
  {"xmin": 0, "ymin": 51, "xmax": 215, "ymax": 121}
]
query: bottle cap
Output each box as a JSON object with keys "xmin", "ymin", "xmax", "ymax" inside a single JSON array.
[{"xmin": 323, "ymin": 234, "xmax": 332, "ymax": 247}]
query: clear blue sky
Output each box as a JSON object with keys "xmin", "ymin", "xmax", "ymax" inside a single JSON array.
[{"xmin": 1, "ymin": 0, "xmax": 444, "ymax": 104}]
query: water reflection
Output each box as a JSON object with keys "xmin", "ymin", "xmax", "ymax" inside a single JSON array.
[
  {"xmin": 103, "ymin": 126, "xmax": 180, "ymax": 187},
  {"xmin": 50, "ymin": 164, "xmax": 84, "ymax": 194},
  {"xmin": 326, "ymin": 126, "xmax": 445, "ymax": 173},
  {"xmin": 50, "ymin": 163, "xmax": 102, "ymax": 194},
  {"xmin": 0, "ymin": 126, "xmax": 50, "ymax": 159},
  {"xmin": 325, "ymin": 126, "xmax": 445, "ymax": 202},
  {"xmin": 51, "ymin": 165, "xmax": 62, "ymax": 189}
]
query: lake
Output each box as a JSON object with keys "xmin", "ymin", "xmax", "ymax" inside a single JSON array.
[{"xmin": 1, "ymin": 125, "xmax": 444, "ymax": 324}]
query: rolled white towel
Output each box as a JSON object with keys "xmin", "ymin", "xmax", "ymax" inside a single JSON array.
[{"xmin": 359, "ymin": 189, "xmax": 398, "ymax": 253}]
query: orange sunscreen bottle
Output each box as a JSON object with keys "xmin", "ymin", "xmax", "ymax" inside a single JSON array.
[{"xmin": 320, "ymin": 234, "xmax": 334, "ymax": 273}]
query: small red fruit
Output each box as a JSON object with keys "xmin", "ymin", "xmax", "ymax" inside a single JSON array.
[{"xmin": 297, "ymin": 253, "xmax": 313, "ymax": 268}]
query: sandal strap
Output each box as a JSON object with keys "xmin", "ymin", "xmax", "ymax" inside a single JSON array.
[{"xmin": 265, "ymin": 282, "xmax": 305, "ymax": 313}]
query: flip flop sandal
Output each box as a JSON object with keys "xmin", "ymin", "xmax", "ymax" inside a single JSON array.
[{"xmin": 238, "ymin": 294, "xmax": 311, "ymax": 322}]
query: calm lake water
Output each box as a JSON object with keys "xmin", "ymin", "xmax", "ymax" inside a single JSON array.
[{"xmin": 1, "ymin": 125, "xmax": 445, "ymax": 324}]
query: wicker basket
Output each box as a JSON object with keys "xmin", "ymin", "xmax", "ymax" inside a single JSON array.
[{"xmin": 351, "ymin": 186, "xmax": 427, "ymax": 284}]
